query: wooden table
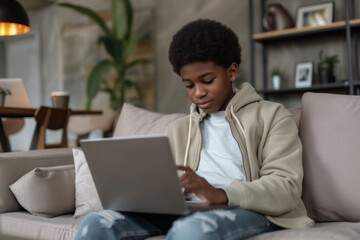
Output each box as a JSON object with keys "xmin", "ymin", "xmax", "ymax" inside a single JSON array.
[{"xmin": 0, "ymin": 107, "xmax": 102, "ymax": 152}]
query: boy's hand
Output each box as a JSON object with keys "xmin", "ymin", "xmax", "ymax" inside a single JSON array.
[{"xmin": 177, "ymin": 165, "xmax": 228, "ymax": 204}]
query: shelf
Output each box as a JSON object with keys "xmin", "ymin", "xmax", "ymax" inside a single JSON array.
[
  {"xmin": 258, "ymin": 82, "xmax": 351, "ymax": 95},
  {"xmin": 250, "ymin": 0, "xmax": 359, "ymax": 101},
  {"xmin": 353, "ymin": 81, "xmax": 360, "ymax": 86},
  {"xmin": 252, "ymin": 19, "xmax": 360, "ymax": 43}
]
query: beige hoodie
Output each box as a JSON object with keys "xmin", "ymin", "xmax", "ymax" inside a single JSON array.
[{"xmin": 166, "ymin": 82, "xmax": 314, "ymax": 228}]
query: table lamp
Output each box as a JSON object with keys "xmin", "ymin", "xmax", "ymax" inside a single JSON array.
[{"xmin": 0, "ymin": 0, "xmax": 30, "ymax": 36}]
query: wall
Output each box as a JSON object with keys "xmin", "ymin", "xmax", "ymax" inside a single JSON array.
[{"xmin": 0, "ymin": 42, "xmax": 5, "ymax": 77}]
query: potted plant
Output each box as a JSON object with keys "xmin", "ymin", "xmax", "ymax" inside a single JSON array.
[
  {"xmin": 60, "ymin": 0, "xmax": 143, "ymax": 111},
  {"xmin": 271, "ymin": 68, "xmax": 282, "ymax": 90},
  {"xmin": 0, "ymin": 87, "xmax": 11, "ymax": 107},
  {"xmin": 317, "ymin": 50, "xmax": 339, "ymax": 84}
]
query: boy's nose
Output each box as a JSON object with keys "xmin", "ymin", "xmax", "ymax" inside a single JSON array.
[{"xmin": 194, "ymin": 86, "xmax": 206, "ymax": 99}]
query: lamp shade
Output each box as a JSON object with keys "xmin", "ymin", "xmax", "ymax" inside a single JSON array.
[{"xmin": 0, "ymin": 0, "xmax": 30, "ymax": 36}]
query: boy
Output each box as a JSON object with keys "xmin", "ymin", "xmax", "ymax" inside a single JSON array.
[{"xmin": 75, "ymin": 19, "xmax": 314, "ymax": 240}]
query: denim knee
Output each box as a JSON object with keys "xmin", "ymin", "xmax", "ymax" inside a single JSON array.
[
  {"xmin": 167, "ymin": 213, "xmax": 221, "ymax": 240},
  {"xmin": 166, "ymin": 209, "xmax": 275, "ymax": 240},
  {"xmin": 75, "ymin": 210, "xmax": 165, "ymax": 240},
  {"xmin": 75, "ymin": 210, "xmax": 124, "ymax": 240}
]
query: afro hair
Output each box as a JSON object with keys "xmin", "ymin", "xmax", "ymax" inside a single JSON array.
[{"xmin": 168, "ymin": 19, "xmax": 241, "ymax": 75}]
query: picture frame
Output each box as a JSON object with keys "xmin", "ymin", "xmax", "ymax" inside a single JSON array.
[
  {"xmin": 295, "ymin": 62, "xmax": 313, "ymax": 88},
  {"xmin": 296, "ymin": 2, "xmax": 334, "ymax": 28}
]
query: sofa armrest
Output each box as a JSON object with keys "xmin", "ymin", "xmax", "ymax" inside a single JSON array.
[{"xmin": 0, "ymin": 148, "xmax": 74, "ymax": 214}]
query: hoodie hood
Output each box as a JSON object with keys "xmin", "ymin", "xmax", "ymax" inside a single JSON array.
[{"xmin": 189, "ymin": 82, "xmax": 263, "ymax": 118}]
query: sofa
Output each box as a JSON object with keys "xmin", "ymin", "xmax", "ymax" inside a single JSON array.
[{"xmin": 1, "ymin": 92, "xmax": 360, "ymax": 240}]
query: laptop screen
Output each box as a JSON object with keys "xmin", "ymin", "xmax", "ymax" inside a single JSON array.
[{"xmin": 0, "ymin": 78, "xmax": 32, "ymax": 108}]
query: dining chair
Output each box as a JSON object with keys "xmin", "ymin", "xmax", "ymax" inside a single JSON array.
[
  {"xmin": 0, "ymin": 118, "xmax": 25, "ymax": 152},
  {"xmin": 67, "ymin": 111, "xmax": 117, "ymax": 146},
  {"xmin": 30, "ymin": 106, "xmax": 71, "ymax": 150}
]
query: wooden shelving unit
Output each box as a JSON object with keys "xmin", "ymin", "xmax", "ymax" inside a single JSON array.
[
  {"xmin": 253, "ymin": 19, "xmax": 360, "ymax": 42},
  {"xmin": 258, "ymin": 82, "xmax": 351, "ymax": 95},
  {"xmin": 249, "ymin": 0, "xmax": 360, "ymax": 102}
]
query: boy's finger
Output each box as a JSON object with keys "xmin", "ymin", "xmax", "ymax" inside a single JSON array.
[
  {"xmin": 177, "ymin": 165, "xmax": 188, "ymax": 170},
  {"xmin": 177, "ymin": 166, "xmax": 194, "ymax": 173},
  {"xmin": 183, "ymin": 189, "xmax": 191, "ymax": 196}
]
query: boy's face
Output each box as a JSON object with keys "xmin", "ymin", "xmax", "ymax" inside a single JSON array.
[{"xmin": 180, "ymin": 61, "xmax": 238, "ymax": 114}]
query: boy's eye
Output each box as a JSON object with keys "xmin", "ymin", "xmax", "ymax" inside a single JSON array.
[
  {"xmin": 204, "ymin": 79, "xmax": 214, "ymax": 84},
  {"xmin": 185, "ymin": 84, "xmax": 194, "ymax": 89}
]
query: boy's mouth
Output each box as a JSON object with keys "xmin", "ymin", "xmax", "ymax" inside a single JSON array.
[{"xmin": 197, "ymin": 100, "xmax": 212, "ymax": 109}]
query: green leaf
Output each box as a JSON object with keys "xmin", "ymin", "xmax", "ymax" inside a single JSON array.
[
  {"xmin": 112, "ymin": 0, "xmax": 133, "ymax": 39},
  {"xmin": 125, "ymin": 59, "xmax": 144, "ymax": 71},
  {"xmin": 318, "ymin": 49, "xmax": 339, "ymax": 67},
  {"xmin": 124, "ymin": 79, "xmax": 143, "ymax": 100},
  {"xmin": 59, "ymin": 3, "xmax": 111, "ymax": 36},
  {"xmin": 87, "ymin": 60, "xmax": 112, "ymax": 101},
  {"xmin": 122, "ymin": 35, "xmax": 143, "ymax": 63},
  {"xmin": 98, "ymin": 36, "xmax": 124, "ymax": 64},
  {"xmin": 110, "ymin": 93, "xmax": 121, "ymax": 110},
  {"xmin": 85, "ymin": 99, "xmax": 92, "ymax": 111}
]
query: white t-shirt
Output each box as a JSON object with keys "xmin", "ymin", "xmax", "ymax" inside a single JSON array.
[{"xmin": 188, "ymin": 111, "xmax": 245, "ymax": 201}]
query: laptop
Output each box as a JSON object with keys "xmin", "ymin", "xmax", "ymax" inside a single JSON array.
[
  {"xmin": 0, "ymin": 78, "xmax": 32, "ymax": 107},
  {"xmin": 80, "ymin": 135, "xmax": 233, "ymax": 215}
]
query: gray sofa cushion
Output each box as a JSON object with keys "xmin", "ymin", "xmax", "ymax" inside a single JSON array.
[
  {"xmin": 73, "ymin": 149, "xmax": 102, "ymax": 218},
  {"xmin": 113, "ymin": 103, "xmax": 186, "ymax": 137},
  {"xmin": 248, "ymin": 222, "xmax": 360, "ymax": 240},
  {"xmin": 0, "ymin": 212, "xmax": 81, "ymax": 240},
  {"xmin": 0, "ymin": 148, "xmax": 74, "ymax": 214},
  {"xmin": 300, "ymin": 92, "xmax": 360, "ymax": 222},
  {"xmin": 9, "ymin": 164, "xmax": 75, "ymax": 218}
]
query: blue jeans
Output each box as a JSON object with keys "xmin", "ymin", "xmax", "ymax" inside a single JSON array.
[{"xmin": 75, "ymin": 208, "xmax": 278, "ymax": 240}]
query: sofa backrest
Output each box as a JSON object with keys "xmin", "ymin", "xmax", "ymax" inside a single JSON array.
[
  {"xmin": 299, "ymin": 92, "xmax": 360, "ymax": 222},
  {"xmin": 113, "ymin": 103, "xmax": 186, "ymax": 137},
  {"xmin": 3, "ymin": 98, "xmax": 357, "ymax": 223}
]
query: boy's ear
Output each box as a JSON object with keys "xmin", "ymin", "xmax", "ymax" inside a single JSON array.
[{"xmin": 227, "ymin": 63, "xmax": 239, "ymax": 82}]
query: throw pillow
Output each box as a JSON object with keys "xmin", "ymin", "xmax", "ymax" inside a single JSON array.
[
  {"xmin": 113, "ymin": 103, "xmax": 186, "ymax": 137},
  {"xmin": 300, "ymin": 92, "xmax": 360, "ymax": 222},
  {"xmin": 72, "ymin": 104, "xmax": 184, "ymax": 218},
  {"xmin": 73, "ymin": 148, "xmax": 102, "ymax": 218},
  {"xmin": 9, "ymin": 164, "xmax": 75, "ymax": 218}
]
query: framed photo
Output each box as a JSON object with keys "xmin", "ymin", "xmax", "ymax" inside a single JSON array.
[
  {"xmin": 295, "ymin": 62, "xmax": 313, "ymax": 88},
  {"xmin": 296, "ymin": 2, "xmax": 334, "ymax": 28}
]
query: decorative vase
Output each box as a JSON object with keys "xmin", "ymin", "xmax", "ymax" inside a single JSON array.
[
  {"xmin": 272, "ymin": 75, "xmax": 282, "ymax": 90},
  {"xmin": 0, "ymin": 95, "xmax": 5, "ymax": 107},
  {"xmin": 263, "ymin": 3, "xmax": 293, "ymax": 31}
]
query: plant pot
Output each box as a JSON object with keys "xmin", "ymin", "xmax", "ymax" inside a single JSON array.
[
  {"xmin": 318, "ymin": 64, "xmax": 335, "ymax": 84},
  {"xmin": 0, "ymin": 95, "xmax": 5, "ymax": 107}
]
